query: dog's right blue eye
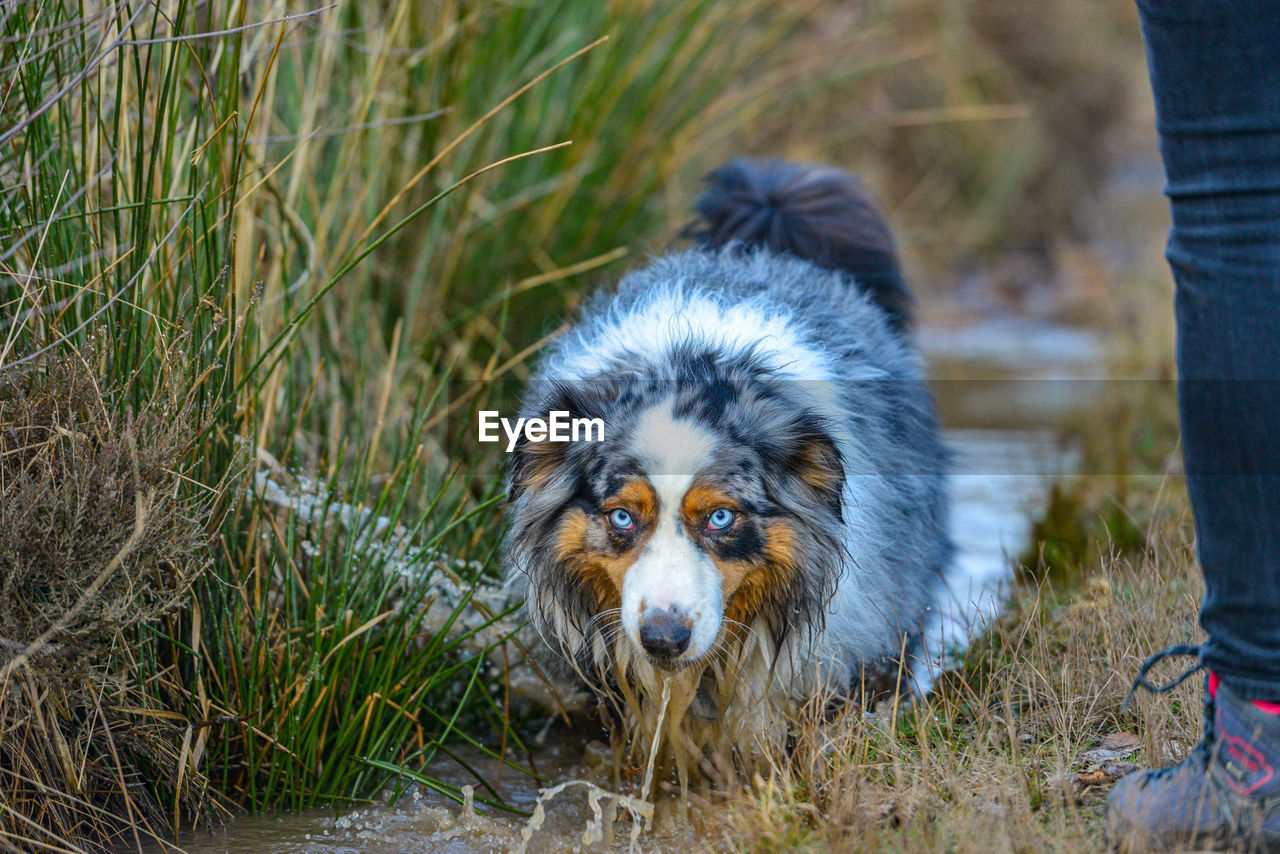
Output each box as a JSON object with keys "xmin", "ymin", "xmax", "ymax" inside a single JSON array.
[{"xmin": 607, "ymin": 508, "xmax": 634, "ymax": 530}]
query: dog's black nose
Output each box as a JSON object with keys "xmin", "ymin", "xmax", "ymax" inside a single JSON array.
[{"xmin": 638, "ymin": 608, "xmax": 692, "ymax": 659}]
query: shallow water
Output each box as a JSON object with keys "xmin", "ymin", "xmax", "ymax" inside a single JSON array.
[
  {"xmin": 916, "ymin": 317, "xmax": 1101, "ymax": 689},
  {"xmin": 145, "ymin": 317, "xmax": 1104, "ymax": 854}
]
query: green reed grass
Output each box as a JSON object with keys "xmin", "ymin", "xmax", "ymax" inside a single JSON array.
[{"xmin": 1, "ymin": 1, "xmax": 873, "ymax": 849}]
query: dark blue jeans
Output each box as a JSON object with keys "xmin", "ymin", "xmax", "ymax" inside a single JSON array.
[{"xmin": 1137, "ymin": 0, "xmax": 1280, "ymax": 699}]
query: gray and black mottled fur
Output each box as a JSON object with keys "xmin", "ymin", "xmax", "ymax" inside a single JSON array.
[{"xmin": 504, "ymin": 158, "xmax": 952, "ymax": 732}]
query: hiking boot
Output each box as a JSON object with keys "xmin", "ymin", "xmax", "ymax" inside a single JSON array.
[{"xmin": 1106, "ymin": 651, "xmax": 1280, "ymax": 853}]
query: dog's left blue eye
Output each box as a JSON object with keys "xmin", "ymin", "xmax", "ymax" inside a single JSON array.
[
  {"xmin": 707, "ymin": 508, "xmax": 735, "ymax": 530},
  {"xmin": 607, "ymin": 508, "xmax": 634, "ymax": 530}
]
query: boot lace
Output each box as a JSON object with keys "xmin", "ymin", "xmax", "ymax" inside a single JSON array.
[{"xmin": 1120, "ymin": 643, "xmax": 1214, "ymax": 781}]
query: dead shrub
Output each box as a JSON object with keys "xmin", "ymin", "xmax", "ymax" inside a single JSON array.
[{"xmin": 0, "ymin": 349, "xmax": 221, "ymax": 852}]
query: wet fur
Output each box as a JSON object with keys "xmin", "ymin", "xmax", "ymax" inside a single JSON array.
[{"xmin": 503, "ymin": 160, "xmax": 952, "ymax": 778}]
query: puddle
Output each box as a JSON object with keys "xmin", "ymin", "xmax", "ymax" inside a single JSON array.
[
  {"xmin": 144, "ymin": 738, "xmax": 700, "ymax": 854},
  {"xmin": 917, "ymin": 317, "xmax": 1103, "ymax": 690},
  {"xmin": 145, "ymin": 317, "xmax": 1105, "ymax": 854}
]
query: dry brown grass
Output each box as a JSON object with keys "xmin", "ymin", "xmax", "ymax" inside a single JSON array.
[
  {"xmin": 752, "ymin": 0, "xmax": 1145, "ymax": 284},
  {"xmin": 0, "ymin": 351, "xmax": 223, "ymax": 852},
  {"xmin": 717, "ymin": 486, "xmax": 1203, "ymax": 853}
]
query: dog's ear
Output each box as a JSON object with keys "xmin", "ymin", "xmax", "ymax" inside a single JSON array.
[
  {"xmin": 507, "ymin": 431, "xmax": 568, "ymax": 503},
  {"xmin": 506, "ymin": 377, "xmax": 618, "ymax": 504},
  {"xmin": 785, "ymin": 429, "xmax": 845, "ymax": 520}
]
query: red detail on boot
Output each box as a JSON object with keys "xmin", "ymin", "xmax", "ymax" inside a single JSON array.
[
  {"xmin": 1221, "ymin": 733, "xmax": 1276, "ymax": 795},
  {"xmin": 1210, "ymin": 672, "xmax": 1280, "ymax": 716}
]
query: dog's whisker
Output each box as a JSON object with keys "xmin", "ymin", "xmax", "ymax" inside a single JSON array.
[
  {"xmin": 706, "ymin": 639, "xmax": 749, "ymax": 681},
  {"xmin": 721, "ymin": 616, "xmax": 764, "ymax": 647},
  {"xmin": 582, "ymin": 608, "xmax": 623, "ymax": 641}
]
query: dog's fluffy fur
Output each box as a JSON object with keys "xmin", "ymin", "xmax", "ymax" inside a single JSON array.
[{"xmin": 503, "ymin": 159, "xmax": 951, "ymax": 776}]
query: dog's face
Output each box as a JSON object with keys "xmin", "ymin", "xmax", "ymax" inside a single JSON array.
[
  {"xmin": 573, "ymin": 406, "xmax": 787, "ymax": 666},
  {"xmin": 507, "ymin": 354, "xmax": 846, "ymax": 672}
]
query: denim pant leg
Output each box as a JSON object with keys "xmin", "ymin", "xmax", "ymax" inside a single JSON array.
[{"xmin": 1136, "ymin": 0, "xmax": 1280, "ymax": 699}]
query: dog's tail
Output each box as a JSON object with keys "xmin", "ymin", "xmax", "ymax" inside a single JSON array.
[{"xmin": 691, "ymin": 158, "xmax": 911, "ymax": 331}]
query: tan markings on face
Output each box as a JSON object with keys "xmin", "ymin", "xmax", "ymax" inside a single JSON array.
[
  {"xmin": 681, "ymin": 482, "xmax": 765, "ymax": 616},
  {"xmin": 716, "ymin": 518, "xmax": 799, "ymax": 629},
  {"xmin": 603, "ymin": 479, "xmax": 658, "ymax": 526},
  {"xmin": 554, "ymin": 478, "xmax": 658, "ymax": 610},
  {"xmin": 680, "ymin": 483, "xmax": 741, "ymax": 525}
]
